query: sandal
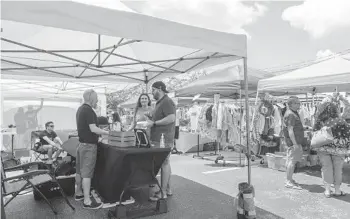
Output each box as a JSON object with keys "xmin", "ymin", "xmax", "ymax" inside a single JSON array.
[
  {"xmin": 324, "ymin": 192, "xmax": 333, "ymax": 198},
  {"xmin": 334, "ymin": 191, "xmax": 346, "ymax": 197}
]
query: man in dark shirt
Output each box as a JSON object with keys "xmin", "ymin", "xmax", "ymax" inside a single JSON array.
[
  {"xmin": 22, "ymin": 99, "xmax": 44, "ymax": 149},
  {"xmin": 146, "ymin": 81, "xmax": 175, "ymax": 201},
  {"xmin": 283, "ymin": 96, "xmax": 307, "ymax": 190},
  {"xmin": 39, "ymin": 121, "xmax": 63, "ymax": 164},
  {"xmin": 25, "ymin": 99, "xmax": 44, "ymax": 129},
  {"xmin": 75, "ymin": 89, "xmax": 108, "ymax": 210}
]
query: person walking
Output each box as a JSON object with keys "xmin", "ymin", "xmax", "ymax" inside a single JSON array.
[
  {"xmin": 283, "ymin": 96, "xmax": 306, "ymax": 189},
  {"xmin": 313, "ymin": 93, "xmax": 350, "ymax": 197}
]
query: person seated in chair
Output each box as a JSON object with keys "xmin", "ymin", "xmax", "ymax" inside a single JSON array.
[{"xmin": 39, "ymin": 121, "xmax": 63, "ymax": 164}]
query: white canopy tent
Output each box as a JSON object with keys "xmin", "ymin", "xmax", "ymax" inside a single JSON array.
[
  {"xmin": 1, "ymin": 0, "xmax": 254, "ymax": 183},
  {"xmin": 257, "ymin": 57, "xmax": 350, "ymax": 94},
  {"xmin": 1, "ymin": 1, "xmax": 246, "ymax": 85},
  {"xmin": 175, "ymin": 65, "xmax": 275, "ymax": 98}
]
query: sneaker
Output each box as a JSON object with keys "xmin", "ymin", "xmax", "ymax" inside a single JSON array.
[
  {"xmin": 285, "ymin": 181, "xmax": 302, "ymax": 190},
  {"xmin": 75, "ymin": 194, "xmax": 84, "ymax": 201},
  {"xmin": 149, "ymin": 193, "xmax": 167, "ymax": 202},
  {"xmin": 75, "ymin": 194, "xmax": 92, "ymax": 201},
  {"xmin": 291, "ymin": 180, "xmax": 299, "ymax": 185},
  {"xmin": 121, "ymin": 196, "xmax": 135, "ymax": 205},
  {"xmin": 83, "ymin": 197, "xmax": 103, "ymax": 210},
  {"xmin": 102, "ymin": 197, "xmax": 135, "ymax": 209}
]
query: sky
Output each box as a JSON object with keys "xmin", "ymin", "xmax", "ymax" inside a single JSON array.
[{"xmin": 120, "ymin": 0, "xmax": 350, "ymax": 70}]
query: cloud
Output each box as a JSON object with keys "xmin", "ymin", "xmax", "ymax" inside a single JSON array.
[
  {"xmin": 123, "ymin": 0, "xmax": 268, "ymax": 38},
  {"xmin": 282, "ymin": 0, "xmax": 350, "ymax": 38},
  {"xmin": 316, "ymin": 49, "xmax": 336, "ymax": 59}
]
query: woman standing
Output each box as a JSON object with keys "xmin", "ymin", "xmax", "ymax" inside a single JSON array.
[
  {"xmin": 128, "ymin": 94, "xmax": 153, "ymax": 136},
  {"xmin": 109, "ymin": 111, "xmax": 123, "ymax": 131},
  {"xmin": 313, "ymin": 93, "xmax": 350, "ymax": 198}
]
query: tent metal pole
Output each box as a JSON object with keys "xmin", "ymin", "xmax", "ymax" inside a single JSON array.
[
  {"xmin": 1, "ymin": 38, "xmax": 98, "ymax": 67},
  {"xmin": 101, "ymin": 54, "xmax": 237, "ymax": 68},
  {"xmin": 99, "ymin": 39, "xmax": 140, "ymax": 51},
  {"xmin": 1, "ymin": 58, "xmax": 75, "ymax": 78},
  {"xmin": 1, "ymin": 65, "xmax": 79, "ymax": 71},
  {"xmin": 149, "ymin": 59, "xmax": 185, "ymax": 81},
  {"xmin": 150, "ymin": 52, "xmax": 220, "ymax": 81},
  {"xmin": 100, "ymin": 38, "xmax": 124, "ymax": 66},
  {"xmin": 77, "ymin": 52, "xmax": 99, "ymax": 78},
  {"xmin": 101, "ymin": 51, "xmax": 183, "ymax": 73},
  {"xmin": 98, "ymin": 35, "xmax": 101, "ymax": 67},
  {"xmin": 243, "ymin": 57, "xmax": 251, "ymax": 185},
  {"xmin": 1, "ymin": 49, "xmax": 96, "ymax": 53},
  {"xmin": 185, "ymin": 52, "xmax": 218, "ymax": 72},
  {"xmin": 81, "ymin": 73, "xmax": 143, "ymax": 82},
  {"xmin": 239, "ymin": 89, "xmax": 242, "ymax": 166}
]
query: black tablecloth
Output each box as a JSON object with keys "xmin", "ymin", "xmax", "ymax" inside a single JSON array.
[{"xmin": 92, "ymin": 143, "xmax": 171, "ymax": 203}]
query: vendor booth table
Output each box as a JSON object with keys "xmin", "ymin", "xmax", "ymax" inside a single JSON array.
[
  {"xmin": 94, "ymin": 144, "xmax": 171, "ymax": 218},
  {"xmin": 63, "ymin": 137, "xmax": 171, "ymax": 218},
  {"xmin": 93, "ymin": 143, "xmax": 170, "ymax": 203},
  {"xmin": 176, "ymin": 131, "xmax": 212, "ymax": 153}
]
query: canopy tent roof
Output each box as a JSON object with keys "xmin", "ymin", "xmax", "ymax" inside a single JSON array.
[
  {"xmin": 258, "ymin": 57, "xmax": 350, "ymax": 94},
  {"xmin": 175, "ymin": 65, "xmax": 275, "ymax": 98},
  {"xmin": 1, "ymin": 0, "xmax": 246, "ymax": 88}
]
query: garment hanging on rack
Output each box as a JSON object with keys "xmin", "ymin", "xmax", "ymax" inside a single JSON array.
[
  {"xmin": 256, "ymin": 100, "xmax": 282, "ymax": 154},
  {"xmin": 187, "ymin": 104, "xmax": 202, "ymax": 132}
]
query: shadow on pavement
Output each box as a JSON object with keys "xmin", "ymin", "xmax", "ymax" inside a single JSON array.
[
  {"xmin": 299, "ymin": 164, "xmax": 350, "ymax": 185},
  {"xmin": 298, "ymin": 183, "xmax": 325, "ymax": 194},
  {"xmin": 5, "ymin": 175, "xmax": 284, "ymax": 219}
]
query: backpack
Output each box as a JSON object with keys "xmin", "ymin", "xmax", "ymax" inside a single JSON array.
[{"xmin": 134, "ymin": 129, "xmax": 151, "ymax": 148}]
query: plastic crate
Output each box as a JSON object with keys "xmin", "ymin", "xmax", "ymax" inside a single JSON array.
[
  {"xmin": 266, "ymin": 153, "xmax": 287, "ymax": 172},
  {"xmin": 266, "ymin": 153, "xmax": 276, "ymax": 169}
]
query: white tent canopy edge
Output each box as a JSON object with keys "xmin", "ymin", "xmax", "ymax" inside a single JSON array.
[
  {"xmin": 1, "ymin": 1, "xmax": 246, "ymax": 86},
  {"xmin": 1, "ymin": 1, "xmax": 254, "ymax": 184},
  {"xmin": 257, "ymin": 56, "xmax": 350, "ymax": 94}
]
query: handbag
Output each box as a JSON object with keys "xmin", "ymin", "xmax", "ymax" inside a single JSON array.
[{"xmin": 310, "ymin": 127, "xmax": 334, "ymax": 149}]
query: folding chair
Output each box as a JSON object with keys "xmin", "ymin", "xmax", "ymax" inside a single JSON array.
[
  {"xmin": 1, "ymin": 159, "xmax": 75, "ymax": 215},
  {"xmin": 30, "ymin": 131, "xmax": 49, "ymax": 162}
]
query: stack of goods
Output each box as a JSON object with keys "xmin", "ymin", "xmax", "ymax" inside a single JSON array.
[{"xmin": 103, "ymin": 131, "xmax": 136, "ymax": 147}]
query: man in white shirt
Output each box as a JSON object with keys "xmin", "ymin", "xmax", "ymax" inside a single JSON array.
[{"xmin": 187, "ymin": 101, "xmax": 201, "ymax": 133}]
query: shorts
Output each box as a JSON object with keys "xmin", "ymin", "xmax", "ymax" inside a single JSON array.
[
  {"xmin": 286, "ymin": 145, "xmax": 303, "ymax": 163},
  {"xmin": 76, "ymin": 143, "xmax": 97, "ymax": 178},
  {"xmin": 174, "ymin": 126, "xmax": 180, "ymax": 140}
]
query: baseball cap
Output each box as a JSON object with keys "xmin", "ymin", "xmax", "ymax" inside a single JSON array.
[{"xmin": 152, "ymin": 81, "xmax": 169, "ymax": 93}]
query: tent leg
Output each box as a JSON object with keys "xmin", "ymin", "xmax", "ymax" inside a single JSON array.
[
  {"xmin": 98, "ymin": 34, "xmax": 101, "ymax": 66},
  {"xmin": 239, "ymin": 89, "xmax": 242, "ymax": 167},
  {"xmin": 243, "ymin": 57, "xmax": 251, "ymax": 185}
]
